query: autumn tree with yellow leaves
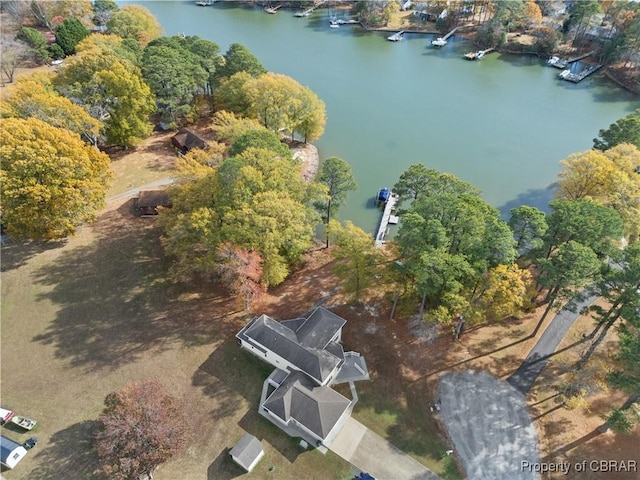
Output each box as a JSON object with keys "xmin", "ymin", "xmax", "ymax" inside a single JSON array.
[
  {"xmin": 556, "ymin": 143, "xmax": 640, "ymax": 241},
  {"xmin": 0, "ymin": 74, "xmax": 101, "ymax": 145},
  {"xmin": 0, "ymin": 118, "xmax": 111, "ymax": 240}
]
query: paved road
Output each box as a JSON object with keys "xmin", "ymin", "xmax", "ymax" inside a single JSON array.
[
  {"xmin": 438, "ymin": 371, "xmax": 539, "ymax": 480},
  {"xmin": 507, "ymin": 295, "xmax": 598, "ymax": 395},
  {"xmin": 106, "ymin": 177, "xmax": 176, "ymax": 205},
  {"xmin": 328, "ymin": 417, "xmax": 442, "ymax": 480}
]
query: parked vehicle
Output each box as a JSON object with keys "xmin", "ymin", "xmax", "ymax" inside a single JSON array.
[
  {"xmin": 22, "ymin": 438, "xmax": 37, "ymax": 450},
  {"xmin": 0, "ymin": 408, "xmax": 14, "ymax": 424}
]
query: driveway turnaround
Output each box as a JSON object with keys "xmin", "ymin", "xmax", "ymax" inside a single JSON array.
[
  {"xmin": 328, "ymin": 417, "xmax": 442, "ymax": 480},
  {"xmin": 438, "ymin": 370, "xmax": 539, "ymax": 480}
]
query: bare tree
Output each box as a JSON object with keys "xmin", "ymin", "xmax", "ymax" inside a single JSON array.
[
  {"xmin": 0, "ymin": 37, "xmax": 28, "ymax": 85},
  {"xmin": 3, "ymin": 0, "xmax": 31, "ymax": 28}
]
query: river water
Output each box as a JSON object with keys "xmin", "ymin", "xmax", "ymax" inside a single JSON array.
[{"xmin": 136, "ymin": 1, "xmax": 639, "ymax": 232}]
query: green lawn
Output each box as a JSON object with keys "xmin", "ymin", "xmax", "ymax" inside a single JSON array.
[
  {"xmin": 0, "ymin": 209, "xmax": 351, "ymax": 480},
  {"xmin": 350, "ymin": 383, "xmax": 463, "ymax": 479}
]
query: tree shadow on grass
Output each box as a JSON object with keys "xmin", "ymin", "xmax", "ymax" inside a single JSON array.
[
  {"xmin": 194, "ymin": 341, "xmax": 306, "ymax": 465},
  {"xmin": 1, "ymin": 238, "xmax": 67, "ymax": 272},
  {"xmin": 193, "ymin": 339, "xmax": 271, "ymax": 412},
  {"xmin": 26, "ymin": 420, "xmax": 100, "ymax": 480},
  {"xmin": 30, "ymin": 202, "xmax": 232, "ymax": 372},
  {"xmin": 237, "ymin": 410, "xmax": 305, "ymax": 465}
]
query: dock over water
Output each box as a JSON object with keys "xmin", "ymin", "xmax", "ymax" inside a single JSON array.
[
  {"xmin": 559, "ymin": 63, "xmax": 603, "ymax": 83},
  {"xmin": 295, "ymin": 0, "xmax": 326, "ymax": 17},
  {"xmin": 375, "ymin": 192, "xmax": 399, "ymax": 247}
]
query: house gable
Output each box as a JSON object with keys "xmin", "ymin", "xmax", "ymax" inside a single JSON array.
[
  {"xmin": 263, "ymin": 371, "xmax": 351, "ymax": 440},
  {"xmin": 237, "ymin": 311, "xmax": 343, "ymax": 385},
  {"xmin": 237, "ymin": 307, "xmax": 367, "ymax": 446},
  {"xmin": 171, "ymin": 128, "xmax": 207, "ymax": 154}
]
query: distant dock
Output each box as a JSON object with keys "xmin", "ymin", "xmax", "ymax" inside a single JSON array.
[
  {"xmin": 464, "ymin": 47, "xmax": 494, "ymax": 60},
  {"xmin": 559, "ymin": 63, "xmax": 604, "ymax": 83},
  {"xmin": 374, "ymin": 190, "xmax": 399, "ymax": 247},
  {"xmin": 387, "ymin": 31, "xmax": 406, "ymax": 42},
  {"xmin": 294, "ymin": 0, "xmax": 326, "ymax": 17},
  {"xmin": 547, "ymin": 51, "xmax": 595, "ymax": 69},
  {"xmin": 431, "ymin": 26, "xmax": 461, "ymax": 46}
]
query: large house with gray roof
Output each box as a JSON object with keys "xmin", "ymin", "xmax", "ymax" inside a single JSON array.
[{"xmin": 236, "ymin": 307, "xmax": 369, "ymax": 450}]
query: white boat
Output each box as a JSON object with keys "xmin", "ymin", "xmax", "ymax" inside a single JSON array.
[
  {"xmin": 547, "ymin": 55, "xmax": 560, "ymax": 66},
  {"xmin": 476, "ymin": 50, "xmax": 485, "ymax": 59},
  {"xmin": 431, "ymin": 37, "xmax": 447, "ymax": 47},
  {"xmin": 559, "ymin": 69, "xmax": 570, "ymax": 79},
  {"xmin": 387, "ymin": 31, "xmax": 405, "ymax": 42},
  {"xmin": 10, "ymin": 415, "xmax": 37, "ymax": 431},
  {"xmin": 195, "ymin": 0, "xmax": 216, "ymax": 6},
  {"xmin": 330, "ymin": 24, "xmax": 339, "ymax": 28}
]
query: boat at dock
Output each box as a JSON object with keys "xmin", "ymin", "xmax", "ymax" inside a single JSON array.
[
  {"xmin": 387, "ymin": 31, "xmax": 405, "ymax": 42},
  {"xmin": 547, "ymin": 56, "xmax": 568, "ymax": 68},
  {"xmin": 374, "ymin": 189, "xmax": 399, "ymax": 247},
  {"xmin": 195, "ymin": 0, "xmax": 216, "ymax": 6},
  {"xmin": 547, "ymin": 51, "xmax": 594, "ymax": 69},
  {"xmin": 464, "ymin": 48, "xmax": 492, "ymax": 60},
  {"xmin": 377, "ymin": 188, "xmax": 390, "ymax": 203},
  {"xmin": 265, "ymin": 5, "xmax": 281, "ymax": 14},
  {"xmin": 431, "ymin": 37, "xmax": 447, "ymax": 47},
  {"xmin": 558, "ymin": 64, "xmax": 603, "ymax": 83}
]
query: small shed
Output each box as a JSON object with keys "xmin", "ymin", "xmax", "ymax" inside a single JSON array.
[
  {"xmin": 1, "ymin": 435, "xmax": 27, "ymax": 469},
  {"xmin": 229, "ymin": 433, "xmax": 264, "ymax": 472},
  {"xmin": 171, "ymin": 128, "xmax": 207, "ymax": 155},
  {"xmin": 136, "ymin": 190, "xmax": 172, "ymax": 216}
]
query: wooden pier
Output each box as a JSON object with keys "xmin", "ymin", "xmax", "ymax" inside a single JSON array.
[
  {"xmin": 295, "ymin": 0, "xmax": 326, "ymax": 17},
  {"xmin": 375, "ymin": 193, "xmax": 399, "ymax": 247},
  {"xmin": 559, "ymin": 64, "xmax": 603, "ymax": 83},
  {"xmin": 464, "ymin": 47, "xmax": 494, "ymax": 60},
  {"xmin": 547, "ymin": 50, "xmax": 595, "ymax": 69},
  {"xmin": 441, "ymin": 26, "xmax": 460, "ymax": 41},
  {"xmin": 387, "ymin": 30, "xmax": 405, "ymax": 42},
  {"xmin": 265, "ymin": 5, "xmax": 281, "ymax": 14}
]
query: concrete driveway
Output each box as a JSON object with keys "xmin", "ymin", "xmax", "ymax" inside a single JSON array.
[{"xmin": 328, "ymin": 417, "xmax": 442, "ymax": 480}]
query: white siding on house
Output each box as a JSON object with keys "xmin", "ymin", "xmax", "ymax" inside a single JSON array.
[{"xmin": 240, "ymin": 339, "xmax": 299, "ymax": 376}]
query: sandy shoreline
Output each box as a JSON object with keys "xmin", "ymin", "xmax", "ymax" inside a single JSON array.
[{"xmin": 291, "ymin": 142, "xmax": 320, "ymax": 182}]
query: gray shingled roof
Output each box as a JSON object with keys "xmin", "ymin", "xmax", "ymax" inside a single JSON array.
[
  {"xmin": 229, "ymin": 433, "xmax": 263, "ymax": 472},
  {"xmin": 297, "ymin": 307, "xmax": 346, "ymax": 349},
  {"xmin": 263, "ymin": 371, "xmax": 351, "ymax": 439},
  {"xmin": 238, "ymin": 313, "xmax": 343, "ymax": 384}
]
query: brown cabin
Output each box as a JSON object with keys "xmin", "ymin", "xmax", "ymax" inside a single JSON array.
[
  {"xmin": 136, "ymin": 190, "xmax": 172, "ymax": 216},
  {"xmin": 171, "ymin": 128, "xmax": 207, "ymax": 155}
]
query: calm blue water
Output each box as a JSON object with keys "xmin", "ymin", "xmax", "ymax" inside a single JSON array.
[{"xmin": 130, "ymin": 1, "xmax": 639, "ymax": 232}]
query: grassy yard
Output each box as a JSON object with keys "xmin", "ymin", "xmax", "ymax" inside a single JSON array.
[
  {"xmin": 106, "ymin": 130, "xmax": 178, "ymax": 198},
  {"xmin": 0, "ymin": 204, "xmax": 351, "ymax": 480}
]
